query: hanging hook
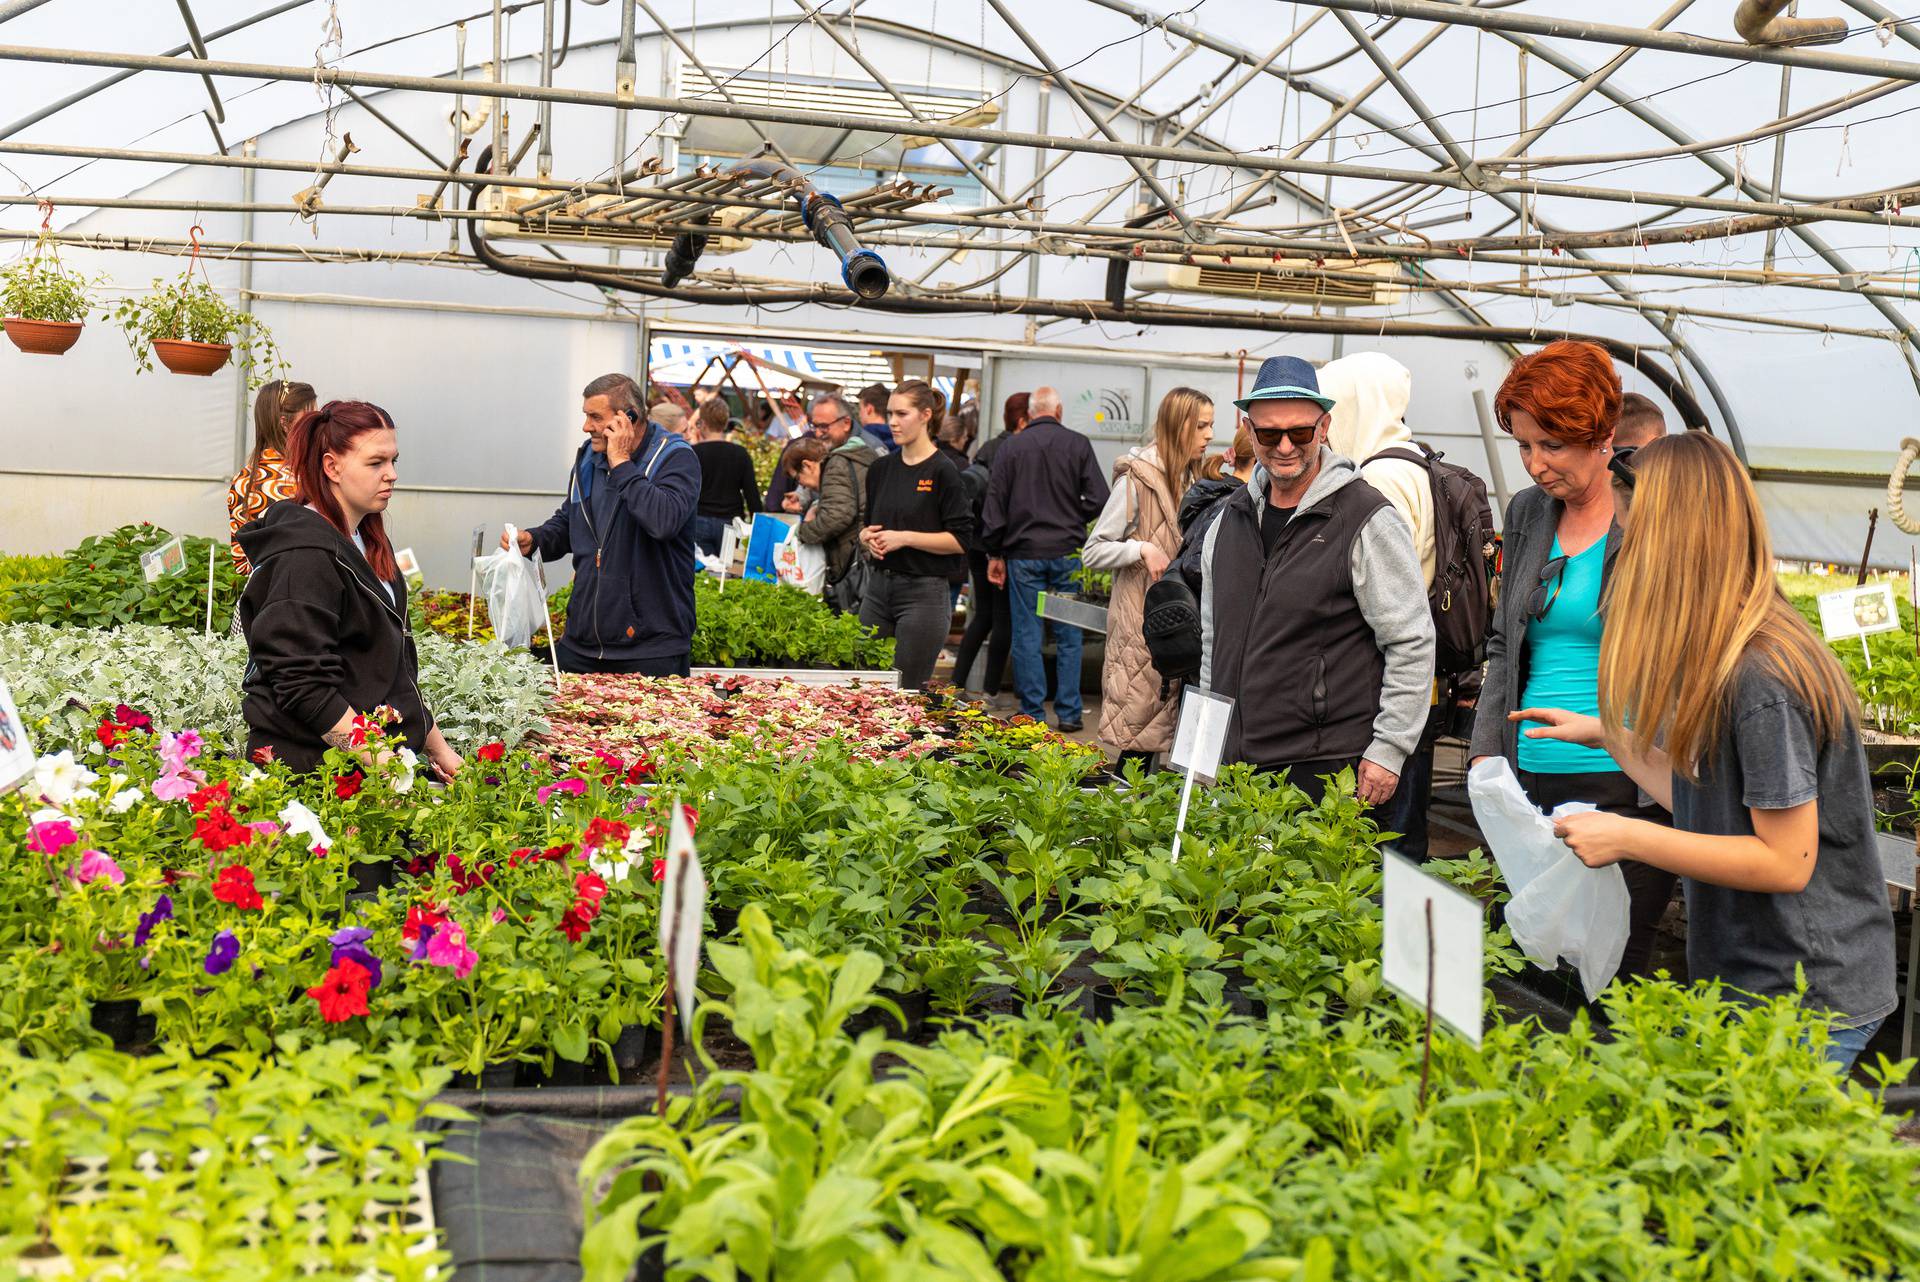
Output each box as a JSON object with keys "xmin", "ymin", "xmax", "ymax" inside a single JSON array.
[{"xmin": 37, "ymin": 198, "xmax": 52, "ymax": 231}]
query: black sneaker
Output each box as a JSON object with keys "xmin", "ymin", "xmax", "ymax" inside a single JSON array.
[{"xmin": 1056, "ymin": 719, "xmax": 1084, "ymax": 734}]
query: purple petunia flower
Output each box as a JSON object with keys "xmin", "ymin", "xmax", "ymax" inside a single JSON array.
[
  {"xmin": 133, "ymin": 894, "xmax": 174, "ymax": 947},
  {"xmin": 204, "ymin": 929, "xmax": 238, "ymax": 976},
  {"xmin": 409, "ymin": 923, "xmax": 437, "ymax": 962},
  {"xmin": 327, "ymin": 926, "xmax": 381, "ymax": 987}
]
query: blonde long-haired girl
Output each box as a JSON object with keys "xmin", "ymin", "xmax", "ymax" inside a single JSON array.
[
  {"xmin": 1082, "ymin": 387, "xmax": 1215, "ymax": 765},
  {"xmin": 1516, "ymin": 431, "xmax": 1894, "ymax": 1070}
]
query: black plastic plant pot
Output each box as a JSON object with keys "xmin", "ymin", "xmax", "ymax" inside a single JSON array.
[
  {"xmin": 450, "ymin": 1063, "xmax": 520, "ymax": 1090},
  {"xmin": 843, "ymin": 988, "xmax": 931, "ymax": 1042},
  {"xmin": 522, "ymin": 1058, "xmax": 590, "ymax": 1089},
  {"xmin": 585, "ymin": 1023, "xmax": 661, "ymax": 1086},
  {"xmin": 89, "ymin": 999, "xmax": 137, "ymax": 1045},
  {"xmin": 710, "ymin": 905, "xmax": 741, "ymax": 938}
]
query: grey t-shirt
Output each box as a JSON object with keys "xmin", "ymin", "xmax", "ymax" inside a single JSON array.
[{"xmin": 1671, "ymin": 664, "xmax": 1896, "ymax": 1027}]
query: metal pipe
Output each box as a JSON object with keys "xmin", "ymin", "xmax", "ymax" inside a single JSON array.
[
  {"xmin": 536, "ymin": 0, "xmax": 554, "ymax": 179},
  {"xmin": 338, "ymin": 85, "xmax": 447, "ymax": 168},
  {"xmin": 232, "ymin": 138, "xmax": 256, "ymax": 474},
  {"xmin": 1025, "ymin": 78, "xmax": 1049, "ymax": 300},
  {"xmin": 14, "ymin": 40, "xmax": 1920, "ymax": 232},
  {"xmin": 0, "ymin": 0, "xmax": 60, "ymax": 20},
  {"xmin": 1735, "ymin": 0, "xmax": 1848, "ymax": 45},
  {"xmin": 631, "ymin": 0, "xmax": 798, "ymax": 168},
  {"xmin": 490, "ymin": 0, "xmax": 506, "ymax": 174},
  {"xmin": 1297, "ymin": 0, "xmax": 1904, "ymax": 77},
  {"xmin": 170, "ymin": 0, "xmax": 225, "ymax": 123},
  {"xmin": 1333, "ymin": 10, "xmax": 1485, "ymax": 187},
  {"xmin": 1765, "ymin": 52, "xmax": 1794, "ymax": 268},
  {"xmin": 1470, "ymin": 388, "xmax": 1513, "ymax": 512}
]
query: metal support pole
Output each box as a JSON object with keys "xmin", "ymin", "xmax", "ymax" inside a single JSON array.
[
  {"xmin": 1333, "ymin": 9, "xmax": 1485, "ymax": 187},
  {"xmin": 232, "ymin": 137, "xmax": 257, "ymax": 475},
  {"xmin": 1764, "ymin": 17, "xmax": 1795, "ymax": 268},
  {"xmin": 630, "ymin": 0, "xmax": 799, "ymax": 168},
  {"xmin": 490, "ymin": 0, "xmax": 507, "ymax": 175},
  {"xmin": 338, "ymin": 85, "xmax": 447, "ymax": 168},
  {"xmin": 1025, "ymin": 79, "xmax": 1049, "ymax": 300},
  {"xmin": 1470, "ymin": 388, "xmax": 1512, "ymax": 514},
  {"xmin": 536, "ymin": 0, "xmax": 554, "ymax": 179}
]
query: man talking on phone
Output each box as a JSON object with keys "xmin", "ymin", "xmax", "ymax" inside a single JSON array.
[{"xmin": 504, "ymin": 373, "xmax": 701, "ymax": 675}]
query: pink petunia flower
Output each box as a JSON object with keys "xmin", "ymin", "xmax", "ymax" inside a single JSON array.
[
  {"xmin": 151, "ymin": 769, "xmax": 208, "ymax": 802},
  {"xmin": 71, "ymin": 850, "xmax": 124, "ymax": 886},
  {"xmin": 425, "ymin": 922, "xmax": 478, "ymax": 979},
  {"xmin": 536, "ymin": 778, "xmax": 588, "ymax": 804},
  {"xmin": 27, "ymin": 818, "xmax": 78, "ymax": 855}
]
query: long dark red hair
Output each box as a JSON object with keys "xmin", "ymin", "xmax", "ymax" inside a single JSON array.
[{"xmin": 287, "ymin": 399, "xmax": 400, "ymax": 582}]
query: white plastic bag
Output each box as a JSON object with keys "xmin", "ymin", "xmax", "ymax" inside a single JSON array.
[
  {"xmin": 1467, "ymin": 756, "xmax": 1631, "ymax": 1001},
  {"xmin": 773, "ymin": 536, "xmax": 827, "ymax": 595},
  {"xmin": 476, "ymin": 524, "xmax": 545, "ymax": 648}
]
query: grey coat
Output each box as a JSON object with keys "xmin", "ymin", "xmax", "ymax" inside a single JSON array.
[{"xmin": 1468, "ymin": 485, "xmax": 1621, "ymax": 765}]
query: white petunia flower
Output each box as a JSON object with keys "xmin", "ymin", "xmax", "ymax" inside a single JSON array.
[
  {"xmin": 277, "ymin": 799, "xmax": 333, "ymax": 854},
  {"xmin": 33, "ymin": 751, "xmax": 97, "ymax": 807},
  {"xmin": 391, "ymin": 747, "xmax": 418, "ymax": 794},
  {"xmin": 109, "ymin": 787, "xmax": 144, "ymax": 814}
]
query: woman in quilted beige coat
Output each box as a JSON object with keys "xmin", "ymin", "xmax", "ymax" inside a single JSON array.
[{"xmin": 1083, "ymin": 388, "xmax": 1216, "ymax": 768}]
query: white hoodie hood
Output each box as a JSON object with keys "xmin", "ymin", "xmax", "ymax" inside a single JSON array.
[
  {"xmin": 1320, "ymin": 352, "xmax": 1413, "ymax": 461},
  {"xmin": 1316, "ymin": 351, "xmax": 1434, "ymax": 586}
]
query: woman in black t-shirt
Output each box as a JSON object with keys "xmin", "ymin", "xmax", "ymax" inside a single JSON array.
[{"xmin": 859, "ymin": 381, "xmax": 972, "ymax": 690}]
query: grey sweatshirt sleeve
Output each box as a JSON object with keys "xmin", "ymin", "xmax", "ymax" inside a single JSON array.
[
  {"xmin": 1080, "ymin": 474, "xmax": 1146, "ymax": 572},
  {"xmin": 1350, "ymin": 503, "xmax": 1436, "ymax": 775}
]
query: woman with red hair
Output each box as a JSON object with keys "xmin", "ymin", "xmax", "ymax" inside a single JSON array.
[
  {"xmin": 234, "ymin": 401, "xmax": 462, "ymax": 789},
  {"xmin": 1469, "ymin": 340, "xmax": 1675, "ymax": 982}
]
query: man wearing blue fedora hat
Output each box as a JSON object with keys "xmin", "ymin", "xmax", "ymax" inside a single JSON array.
[{"xmin": 1179, "ymin": 354, "xmax": 1434, "ymax": 807}]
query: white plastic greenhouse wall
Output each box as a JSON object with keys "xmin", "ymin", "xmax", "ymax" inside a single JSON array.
[{"xmin": 4, "ymin": 1, "xmax": 1920, "ymax": 584}]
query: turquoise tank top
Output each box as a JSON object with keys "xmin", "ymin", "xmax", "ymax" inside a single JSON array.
[{"xmin": 1516, "ymin": 534, "xmax": 1619, "ymax": 774}]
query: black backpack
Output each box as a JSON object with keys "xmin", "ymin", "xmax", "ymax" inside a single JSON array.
[
  {"xmin": 1142, "ymin": 577, "xmax": 1203, "ymax": 699},
  {"xmin": 1365, "ymin": 443, "xmax": 1497, "ymax": 678}
]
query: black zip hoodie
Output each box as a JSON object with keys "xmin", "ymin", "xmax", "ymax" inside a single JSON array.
[{"xmin": 235, "ymin": 500, "xmax": 433, "ymax": 773}]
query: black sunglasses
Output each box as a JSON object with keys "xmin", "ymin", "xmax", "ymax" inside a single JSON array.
[
  {"xmin": 1249, "ymin": 415, "xmax": 1327, "ymax": 449},
  {"xmin": 1608, "ymin": 444, "xmax": 1638, "ymax": 489},
  {"xmin": 1527, "ymin": 554, "xmax": 1569, "ymax": 623}
]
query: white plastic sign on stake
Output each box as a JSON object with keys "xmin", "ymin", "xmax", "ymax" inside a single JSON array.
[
  {"xmin": 657, "ymin": 801, "xmax": 707, "ymax": 1043},
  {"xmin": 467, "ymin": 525, "xmax": 486, "ymax": 639},
  {"xmin": 713, "ymin": 520, "xmax": 739, "ymax": 591},
  {"xmin": 1382, "ymin": 851, "xmax": 1483, "ymax": 1048},
  {"xmin": 0, "ymin": 675, "xmax": 35, "ymax": 795},
  {"xmin": 202, "ymin": 539, "xmax": 217, "ymax": 633},
  {"xmin": 1818, "ymin": 582, "xmax": 1898, "ymax": 670},
  {"xmin": 532, "ymin": 550, "xmax": 563, "ymax": 691},
  {"xmin": 394, "ymin": 547, "xmax": 423, "ymax": 585},
  {"xmin": 1167, "ymin": 688, "xmax": 1234, "ymax": 861},
  {"xmin": 140, "ymin": 536, "xmax": 185, "ymax": 583}
]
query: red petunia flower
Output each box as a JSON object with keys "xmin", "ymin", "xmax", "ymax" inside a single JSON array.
[
  {"xmin": 333, "ymin": 770, "xmax": 364, "ymax": 800},
  {"xmin": 581, "ymin": 818, "xmax": 630, "ymax": 856},
  {"xmin": 210, "ymin": 864, "xmax": 264, "ymax": 911},
  {"xmin": 651, "ymin": 857, "xmax": 667, "ymax": 883},
  {"xmin": 574, "ymin": 871, "xmax": 608, "ymax": 906},
  {"xmin": 447, "ymin": 855, "xmax": 495, "ymax": 896},
  {"xmin": 541, "ymin": 843, "xmax": 574, "ymax": 865},
  {"xmin": 186, "ymin": 780, "xmax": 231, "ymax": 814},
  {"xmin": 477, "ymin": 742, "xmax": 506, "ymax": 764},
  {"xmin": 557, "ymin": 905, "xmax": 593, "ymax": 942},
  {"xmin": 625, "ymin": 758, "xmax": 656, "ymax": 784},
  {"xmin": 194, "ymin": 807, "xmax": 254, "ymax": 853},
  {"xmin": 306, "ymin": 957, "xmax": 372, "ymax": 1022},
  {"xmin": 251, "ymin": 745, "xmax": 277, "ymax": 765},
  {"xmin": 401, "ymin": 902, "xmax": 449, "ymax": 943}
]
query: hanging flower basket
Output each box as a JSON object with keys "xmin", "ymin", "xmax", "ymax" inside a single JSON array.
[
  {"xmin": 1, "ymin": 207, "xmax": 97, "ymax": 357},
  {"xmin": 150, "ymin": 337, "xmax": 233, "ymax": 377},
  {"xmin": 2, "ymin": 317, "xmax": 84, "ymax": 356}
]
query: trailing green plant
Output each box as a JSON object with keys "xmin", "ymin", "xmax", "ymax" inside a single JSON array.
[
  {"xmin": 111, "ymin": 274, "xmax": 286, "ymax": 386},
  {"xmin": 0, "ymin": 244, "xmax": 97, "ymax": 322},
  {"xmin": 692, "ymin": 573, "xmax": 893, "ymax": 669},
  {"xmin": 0, "ymin": 551, "xmax": 62, "ymax": 618}
]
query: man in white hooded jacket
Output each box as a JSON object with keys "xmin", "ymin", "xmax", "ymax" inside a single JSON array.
[{"xmin": 1319, "ymin": 351, "xmax": 1438, "ymax": 854}]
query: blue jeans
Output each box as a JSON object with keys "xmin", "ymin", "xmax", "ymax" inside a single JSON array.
[
  {"xmin": 692, "ymin": 515, "xmax": 727, "ymax": 558},
  {"xmin": 1009, "ymin": 556, "xmax": 1085, "ymax": 724},
  {"xmin": 1825, "ymin": 1016, "xmax": 1885, "ymax": 1074}
]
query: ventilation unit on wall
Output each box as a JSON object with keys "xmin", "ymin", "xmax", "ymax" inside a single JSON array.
[{"xmin": 1132, "ymin": 256, "xmax": 1405, "ymax": 307}]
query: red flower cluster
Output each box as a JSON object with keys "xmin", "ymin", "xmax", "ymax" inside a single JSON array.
[
  {"xmin": 651, "ymin": 857, "xmax": 668, "ymax": 883},
  {"xmin": 211, "ymin": 864, "xmax": 264, "ymax": 911},
  {"xmin": 401, "ymin": 902, "xmax": 449, "ymax": 943},
  {"xmin": 404, "ymin": 851, "xmax": 440, "ymax": 877},
  {"xmin": 558, "ymin": 871, "xmax": 609, "ymax": 942},
  {"xmin": 95, "ymin": 703, "xmax": 152, "ymax": 749},
  {"xmin": 307, "ymin": 957, "xmax": 372, "ymax": 1022},
  {"xmin": 582, "ymin": 817, "xmax": 631, "ymax": 856},
  {"xmin": 508, "ymin": 842, "xmax": 576, "ymax": 870},
  {"xmin": 592, "ymin": 752, "xmax": 655, "ymax": 786},
  {"xmin": 477, "ymin": 741, "xmax": 506, "ymax": 764},
  {"xmin": 333, "ymin": 770, "xmax": 365, "ymax": 800},
  {"xmin": 251, "ymin": 745, "xmax": 277, "ymax": 765},
  {"xmin": 447, "ymin": 854, "xmax": 496, "ymax": 896},
  {"xmin": 186, "ymin": 780, "xmax": 231, "ymax": 814},
  {"xmin": 194, "ymin": 807, "xmax": 254, "ymax": 853}
]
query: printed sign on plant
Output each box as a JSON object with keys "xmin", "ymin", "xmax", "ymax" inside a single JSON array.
[
  {"xmin": 0, "ymin": 674, "xmax": 34, "ymax": 793},
  {"xmin": 1816, "ymin": 582, "xmax": 1900, "ymax": 641},
  {"xmin": 139, "ymin": 535, "xmax": 186, "ymax": 583}
]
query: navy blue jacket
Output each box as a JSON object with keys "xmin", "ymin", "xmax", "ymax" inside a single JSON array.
[{"xmin": 528, "ymin": 425, "xmax": 702, "ymax": 664}]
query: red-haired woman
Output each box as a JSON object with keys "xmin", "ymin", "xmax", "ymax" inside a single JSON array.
[
  {"xmin": 234, "ymin": 400, "xmax": 462, "ymax": 782},
  {"xmin": 1469, "ymin": 340, "xmax": 1673, "ymax": 982}
]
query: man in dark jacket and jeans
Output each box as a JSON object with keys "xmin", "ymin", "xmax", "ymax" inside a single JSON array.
[
  {"xmin": 981, "ymin": 386, "xmax": 1109, "ymax": 731},
  {"xmin": 507, "ymin": 373, "xmax": 702, "ymax": 675}
]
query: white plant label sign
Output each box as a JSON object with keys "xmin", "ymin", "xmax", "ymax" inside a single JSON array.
[
  {"xmin": 1817, "ymin": 583, "xmax": 1898, "ymax": 641},
  {"xmin": 657, "ymin": 801, "xmax": 707, "ymax": 1042},
  {"xmin": 0, "ymin": 675, "xmax": 35, "ymax": 795},
  {"xmin": 1382, "ymin": 851, "xmax": 1484, "ymax": 1047},
  {"xmin": 140, "ymin": 536, "xmax": 186, "ymax": 583},
  {"xmin": 1168, "ymin": 687, "xmax": 1234, "ymax": 783},
  {"xmin": 394, "ymin": 547, "xmax": 423, "ymax": 583}
]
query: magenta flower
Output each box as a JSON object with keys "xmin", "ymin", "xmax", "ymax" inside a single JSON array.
[
  {"xmin": 27, "ymin": 818, "xmax": 78, "ymax": 855},
  {"xmin": 248, "ymin": 821, "xmax": 283, "ymax": 838},
  {"xmin": 159, "ymin": 730, "xmax": 204, "ymax": 775},
  {"xmin": 203, "ymin": 929, "xmax": 239, "ymax": 976},
  {"xmin": 425, "ymin": 922, "xmax": 478, "ymax": 979},
  {"xmin": 536, "ymin": 779, "xmax": 588, "ymax": 804},
  {"xmin": 71, "ymin": 850, "xmax": 125, "ymax": 886}
]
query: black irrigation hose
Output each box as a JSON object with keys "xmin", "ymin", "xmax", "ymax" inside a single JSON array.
[{"xmin": 463, "ymin": 149, "xmax": 1709, "ymax": 430}]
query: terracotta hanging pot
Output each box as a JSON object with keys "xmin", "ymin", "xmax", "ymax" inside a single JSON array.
[
  {"xmin": 151, "ymin": 338, "xmax": 232, "ymax": 376},
  {"xmin": 3, "ymin": 317, "xmax": 83, "ymax": 355}
]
